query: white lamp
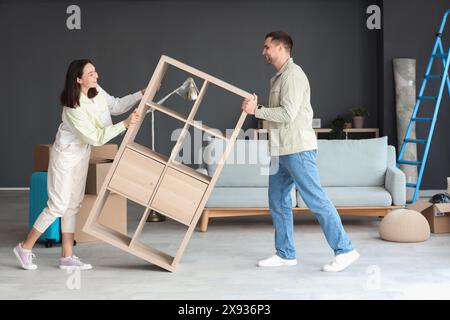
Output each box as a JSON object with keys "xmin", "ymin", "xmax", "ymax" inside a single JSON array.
[{"xmin": 147, "ymin": 77, "xmax": 199, "ymax": 150}]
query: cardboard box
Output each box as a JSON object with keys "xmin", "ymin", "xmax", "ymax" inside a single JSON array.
[
  {"xmin": 33, "ymin": 144, "xmax": 118, "ymax": 172},
  {"xmin": 75, "ymin": 194, "xmax": 127, "ymax": 243},
  {"xmin": 85, "ymin": 159, "xmax": 113, "ymax": 195},
  {"xmin": 90, "ymin": 144, "xmax": 118, "ymax": 161},
  {"xmin": 33, "ymin": 144, "xmax": 52, "ymax": 172},
  {"xmin": 409, "ymin": 200, "xmax": 450, "ymax": 234}
]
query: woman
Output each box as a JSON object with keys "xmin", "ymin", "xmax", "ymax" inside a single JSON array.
[{"xmin": 14, "ymin": 59, "xmax": 144, "ymax": 270}]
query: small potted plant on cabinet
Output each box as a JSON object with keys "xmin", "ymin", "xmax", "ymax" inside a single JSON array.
[
  {"xmin": 330, "ymin": 116, "xmax": 346, "ymax": 139},
  {"xmin": 351, "ymin": 107, "xmax": 369, "ymax": 129},
  {"xmin": 344, "ymin": 119, "xmax": 352, "ymax": 129}
]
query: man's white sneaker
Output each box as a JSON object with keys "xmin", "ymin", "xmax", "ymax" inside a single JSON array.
[
  {"xmin": 257, "ymin": 255, "xmax": 297, "ymax": 267},
  {"xmin": 321, "ymin": 250, "xmax": 360, "ymax": 272}
]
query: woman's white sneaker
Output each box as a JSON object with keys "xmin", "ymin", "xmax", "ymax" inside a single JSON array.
[
  {"xmin": 13, "ymin": 243, "xmax": 37, "ymax": 270},
  {"xmin": 322, "ymin": 250, "xmax": 360, "ymax": 272},
  {"xmin": 59, "ymin": 255, "xmax": 92, "ymax": 270},
  {"xmin": 257, "ymin": 255, "xmax": 297, "ymax": 267}
]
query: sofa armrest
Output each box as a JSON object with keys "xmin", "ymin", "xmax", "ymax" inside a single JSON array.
[{"xmin": 385, "ymin": 166, "xmax": 406, "ymax": 205}]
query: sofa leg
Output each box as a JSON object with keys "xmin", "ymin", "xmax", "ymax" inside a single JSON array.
[
  {"xmin": 379, "ymin": 209, "xmax": 390, "ymax": 219},
  {"xmin": 199, "ymin": 212, "xmax": 209, "ymax": 232}
]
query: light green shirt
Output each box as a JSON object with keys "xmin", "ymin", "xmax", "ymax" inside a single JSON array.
[
  {"xmin": 56, "ymin": 86, "xmax": 142, "ymax": 146},
  {"xmin": 255, "ymin": 58, "xmax": 318, "ymax": 156}
]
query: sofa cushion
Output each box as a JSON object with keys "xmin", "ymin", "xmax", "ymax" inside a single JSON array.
[
  {"xmin": 387, "ymin": 145, "xmax": 397, "ymax": 168},
  {"xmin": 297, "ymin": 186, "xmax": 393, "ymax": 207},
  {"xmin": 206, "ymin": 187, "xmax": 296, "ymax": 208},
  {"xmin": 204, "ymin": 139, "xmax": 271, "ymax": 187},
  {"xmin": 316, "ymin": 137, "xmax": 388, "ymax": 187}
]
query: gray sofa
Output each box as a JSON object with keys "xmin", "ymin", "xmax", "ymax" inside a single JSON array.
[{"xmin": 198, "ymin": 136, "xmax": 406, "ymax": 231}]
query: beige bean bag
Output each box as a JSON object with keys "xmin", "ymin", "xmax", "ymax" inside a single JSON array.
[{"xmin": 379, "ymin": 209, "xmax": 430, "ymax": 242}]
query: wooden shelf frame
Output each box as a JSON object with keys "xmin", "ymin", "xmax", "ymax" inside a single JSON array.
[
  {"xmin": 126, "ymin": 141, "xmax": 211, "ymax": 183},
  {"xmin": 146, "ymin": 101, "xmax": 228, "ymax": 141},
  {"xmin": 253, "ymin": 128, "xmax": 380, "ymax": 140},
  {"xmin": 83, "ymin": 55, "xmax": 251, "ymax": 272}
]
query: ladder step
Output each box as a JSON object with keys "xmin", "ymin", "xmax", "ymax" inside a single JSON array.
[
  {"xmin": 432, "ymin": 53, "xmax": 449, "ymax": 58},
  {"xmin": 404, "ymin": 138, "xmax": 427, "ymax": 144},
  {"xmin": 425, "ymin": 74, "xmax": 444, "ymax": 80},
  {"xmin": 412, "ymin": 117, "xmax": 433, "ymax": 122},
  {"xmin": 406, "ymin": 182, "xmax": 417, "ymax": 188},
  {"xmin": 398, "ymin": 160, "xmax": 422, "ymax": 166},
  {"xmin": 418, "ymin": 95, "xmax": 438, "ymax": 100}
]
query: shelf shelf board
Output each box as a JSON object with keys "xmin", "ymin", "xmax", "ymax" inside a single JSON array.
[
  {"xmin": 86, "ymin": 223, "xmax": 174, "ymax": 270},
  {"xmin": 129, "ymin": 207, "xmax": 152, "ymax": 246},
  {"xmin": 146, "ymin": 101, "xmax": 228, "ymax": 141},
  {"xmin": 146, "ymin": 101, "xmax": 189, "ymax": 123},
  {"xmin": 342, "ymin": 128, "xmax": 379, "ymax": 133},
  {"xmin": 146, "ymin": 205, "xmax": 191, "ymax": 227},
  {"xmin": 87, "ymin": 223, "xmax": 132, "ymax": 249},
  {"xmin": 190, "ymin": 120, "xmax": 228, "ymax": 141},
  {"xmin": 161, "ymin": 55, "xmax": 252, "ymax": 99},
  {"xmin": 169, "ymin": 161, "xmax": 211, "ymax": 184},
  {"xmin": 256, "ymin": 128, "xmax": 379, "ymax": 133},
  {"xmin": 130, "ymin": 240, "xmax": 175, "ymax": 269},
  {"xmin": 107, "ymin": 186, "xmax": 150, "ymax": 208},
  {"xmin": 313, "ymin": 128, "xmax": 379, "ymax": 133},
  {"xmin": 127, "ymin": 142, "xmax": 169, "ymax": 163}
]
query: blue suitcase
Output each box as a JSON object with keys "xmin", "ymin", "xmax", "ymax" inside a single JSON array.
[{"xmin": 29, "ymin": 172, "xmax": 61, "ymax": 247}]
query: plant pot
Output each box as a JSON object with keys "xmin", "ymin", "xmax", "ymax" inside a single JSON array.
[
  {"xmin": 344, "ymin": 122, "xmax": 352, "ymax": 129},
  {"xmin": 352, "ymin": 116, "xmax": 365, "ymax": 128}
]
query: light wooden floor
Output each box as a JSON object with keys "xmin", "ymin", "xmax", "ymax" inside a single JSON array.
[{"xmin": 2, "ymin": 191, "xmax": 450, "ymax": 300}]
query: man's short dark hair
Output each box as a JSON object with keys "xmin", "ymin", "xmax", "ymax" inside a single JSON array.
[{"xmin": 265, "ymin": 31, "xmax": 293, "ymax": 53}]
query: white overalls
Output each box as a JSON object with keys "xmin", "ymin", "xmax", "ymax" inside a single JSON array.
[{"xmin": 33, "ymin": 86, "xmax": 142, "ymax": 233}]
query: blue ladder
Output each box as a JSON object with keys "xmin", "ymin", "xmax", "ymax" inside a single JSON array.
[{"xmin": 397, "ymin": 10, "xmax": 450, "ymax": 204}]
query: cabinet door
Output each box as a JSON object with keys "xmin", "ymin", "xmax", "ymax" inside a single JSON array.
[
  {"xmin": 109, "ymin": 148, "xmax": 164, "ymax": 206},
  {"xmin": 151, "ymin": 168, "xmax": 207, "ymax": 225}
]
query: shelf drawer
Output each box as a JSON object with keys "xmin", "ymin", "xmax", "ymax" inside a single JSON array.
[
  {"xmin": 109, "ymin": 148, "xmax": 164, "ymax": 206},
  {"xmin": 151, "ymin": 168, "xmax": 207, "ymax": 225}
]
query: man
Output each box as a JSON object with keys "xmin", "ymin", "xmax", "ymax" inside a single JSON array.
[{"xmin": 241, "ymin": 31, "xmax": 359, "ymax": 272}]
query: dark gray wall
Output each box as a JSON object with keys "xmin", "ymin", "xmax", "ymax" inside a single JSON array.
[
  {"xmin": 382, "ymin": 0, "xmax": 450, "ymax": 190},
  {"xmin": 1, "ymin": 0, "xmax": 378, "ymax": 187}
]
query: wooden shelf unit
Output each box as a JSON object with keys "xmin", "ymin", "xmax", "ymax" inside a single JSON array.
[
  {"xmin": 253, "ymin": 128, "xmax": 380, "ymax": 140},
  {"xmin": 314, "ymin": 128, "xmax": 380, "ymax": 139},
  {"xmin": 83, "ymin": 55, "xmax": 250, "ymax": 272}
]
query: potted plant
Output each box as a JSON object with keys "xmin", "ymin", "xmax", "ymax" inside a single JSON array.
[
  {"xmin": 351, "ymin": 107, "xmax": 369, "ymax": 128},
  {"xmin": 330, "ymin": 116, "xmax": 346, "ymax": 139},
  {"xmin": 344, "ymin": 119, "xmax": 352, "ymax": 129}
]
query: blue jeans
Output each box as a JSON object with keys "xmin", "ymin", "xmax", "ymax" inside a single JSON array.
[{"xmin": 268, "ymin": 150, "xmax": 353, "ymax": 259}]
